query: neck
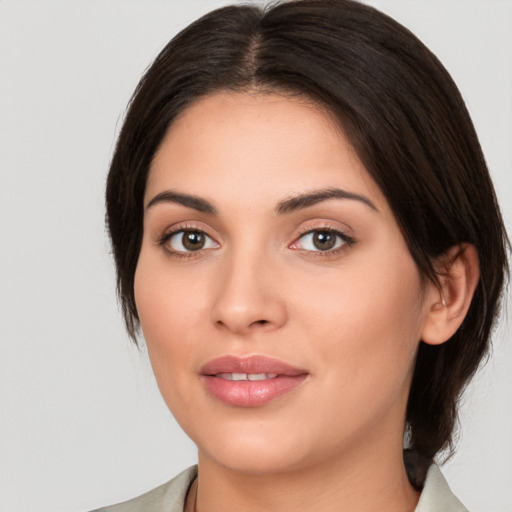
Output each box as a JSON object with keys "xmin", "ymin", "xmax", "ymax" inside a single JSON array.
[{"xmin": 193, "ymin": 442, "xmax": 419, "ymax": 512}]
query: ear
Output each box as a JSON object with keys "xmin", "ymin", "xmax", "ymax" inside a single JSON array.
[{"xmin": 421, "ymin": 244, "xmax": 480, "ymax": 346}]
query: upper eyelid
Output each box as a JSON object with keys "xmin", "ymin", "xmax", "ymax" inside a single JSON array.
[
  {"xmin": 162, "ymin": 226, "xmax": 214, "ymax": 238},
  {"xmin": 158, "ymin": 221, "xmax": 216, "ymax": 238},
  {"xmin": 293, "ymin": 221, "xmax": 353, "ymax": 238},
  {"xmin": 297, "ymin": 226, "xmax": 344, "ymax": 236}
]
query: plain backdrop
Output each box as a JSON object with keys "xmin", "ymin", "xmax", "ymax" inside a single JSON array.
[{"xmin": 0, "ymin": 1, "xmax": 510, "ymax": 511}]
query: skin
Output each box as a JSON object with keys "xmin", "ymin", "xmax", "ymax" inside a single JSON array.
[{"xmin": 134, "ymin": 92, "xmax": 464, "ymax": 512}]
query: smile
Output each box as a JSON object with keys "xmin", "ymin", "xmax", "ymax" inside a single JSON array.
[{"xmin": 201, "ymin": 356, "xmax": 308, "ymax": 407}]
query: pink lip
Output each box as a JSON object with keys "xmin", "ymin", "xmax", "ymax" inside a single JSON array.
[{"xmin": 200, "ymin": 355, "xmax": 309, "ymax": 407}]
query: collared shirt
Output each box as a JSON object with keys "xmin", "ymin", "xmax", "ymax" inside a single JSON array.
[{"xmin": 92, "ymin": 464, "xmax": 468, "ymax": 512}]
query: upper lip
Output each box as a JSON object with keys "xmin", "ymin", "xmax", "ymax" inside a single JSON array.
[{"xmin": 200, "ymin": 355, "xmax": 308, "ymax": 376}]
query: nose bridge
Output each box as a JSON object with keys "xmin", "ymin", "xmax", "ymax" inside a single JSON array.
[{"xmin": 211, "ymin": 240, "xmax": 287, "ymax": 334}]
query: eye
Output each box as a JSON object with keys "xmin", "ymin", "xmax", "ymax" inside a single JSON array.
[
  {"xmin": 164, "ymin": 230, "xmax": 218, "ymax": 253},
  {"xmin": 292, "ymin": 229, "xmax": 352, "ymax": 252}
]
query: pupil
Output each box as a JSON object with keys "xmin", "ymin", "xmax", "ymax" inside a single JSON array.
[
  {"xmin": 183, "ymin": 231, "xmax": 205, "ymax": 251},
  {"xmin": 313, "ymin": 231, "xmax": 336, "ymax": 250}
]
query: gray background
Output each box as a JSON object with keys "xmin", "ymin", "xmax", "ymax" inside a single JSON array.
[{"xmin": 0, "ymin": 1, "xmax": 510, "ymax": 511}]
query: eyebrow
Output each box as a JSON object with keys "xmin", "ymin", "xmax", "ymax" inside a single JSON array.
[
  {"xmin": 146, "ymin": 191, "xmax": 217, "ymax": 214},
  {"xmin": 145, "ymin": 187, "xmax": 378, "ymax": 216},
  {"xmin": 275, "ymin": 188, "xmax": 378, "ymax": 214}
]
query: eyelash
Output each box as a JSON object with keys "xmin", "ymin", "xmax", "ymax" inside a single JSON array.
[
  {"xmin": 157, "ymin": 224, "xmax": 218, "ymax": 259},
  {"xmin": 291, "ymin": 226, "xmax": 356, "ymax": 256},
  {"xmin": 157, "ymin": 225, "xmax": 356, "ymax": 258}
]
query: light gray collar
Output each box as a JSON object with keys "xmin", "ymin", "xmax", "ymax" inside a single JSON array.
[{"xmin": 414, "ymin": 464, "xmax": 468, "ymax": 511}]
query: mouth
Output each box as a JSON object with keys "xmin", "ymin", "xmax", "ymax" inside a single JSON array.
[
  {"xmin": 215, "ymin": 372, "xmax": 279, "ymax": 381},
  {"xmin": 200, "ymin": 355, "xmax": 308, "ymax": 407}
]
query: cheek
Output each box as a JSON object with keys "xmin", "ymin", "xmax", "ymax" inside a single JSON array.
[
  {"xmin": 295, "ymin": 249, "xmax": 426, "ymax": 396},
  {"xmin": 135, "ymin": 250, "xmax": 208, "ymax": 336},
  {"xmin": 133, "ymin": 254, "xmax": 207, "ymax": 391}
]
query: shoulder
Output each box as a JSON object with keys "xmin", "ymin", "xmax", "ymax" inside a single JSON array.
[
  {"xmin": 415, "ymin": 464, "xmax": 469, "ymax": 512},
  {"xmin": 90, "ymin": 466, "xmax": 197, "ymax": 512}
]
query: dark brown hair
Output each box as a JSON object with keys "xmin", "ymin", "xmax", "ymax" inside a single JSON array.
[{"xmin": 106, "ymin": 0, "xmax": 508, "ymax": 479}]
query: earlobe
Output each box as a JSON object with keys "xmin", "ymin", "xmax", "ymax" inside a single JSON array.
[{"xmin": 421, "ymin": 244, "xmax": 480, "ymax": 346}]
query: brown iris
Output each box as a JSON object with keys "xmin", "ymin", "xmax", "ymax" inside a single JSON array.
[
  {"xmin": 182, "ymin": 231, "xmax": 206, "ymax": 251},
  {"xmin": 312, "ymin": 231, "xmax": 337, "ymax": 251}
]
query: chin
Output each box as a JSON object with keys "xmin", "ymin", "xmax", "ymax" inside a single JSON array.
[
  {"xmin": 184, "ymin": 416, "xmax": 310, "ymax": 474},
  {"xmin": 200, "ymin": 439, "xmax": 309, "ymax": 475}
]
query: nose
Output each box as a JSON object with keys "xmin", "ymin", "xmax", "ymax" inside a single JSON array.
[{"xmin": 210, "ymin": 249, "xmax": 288, "ymax": 335}]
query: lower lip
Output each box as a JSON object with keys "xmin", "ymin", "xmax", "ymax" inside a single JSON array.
[{"xmin": 202, "ymin": 375, "xmax": 308, "ymax": 407}]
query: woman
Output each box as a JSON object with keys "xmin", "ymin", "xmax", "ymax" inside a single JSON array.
[{"xmin": 95, "ymin": 0, "xmax": 508, "ymax": 510}]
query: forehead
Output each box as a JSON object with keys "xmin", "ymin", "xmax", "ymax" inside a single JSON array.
[{"xmin": 146, "ymin": 92, "xmax": 388, "ymax": 214}]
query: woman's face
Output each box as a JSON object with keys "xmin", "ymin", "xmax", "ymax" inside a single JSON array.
[{"xmin": 135, "ymin": 92, "xmax": 437, "ymax": 474}]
